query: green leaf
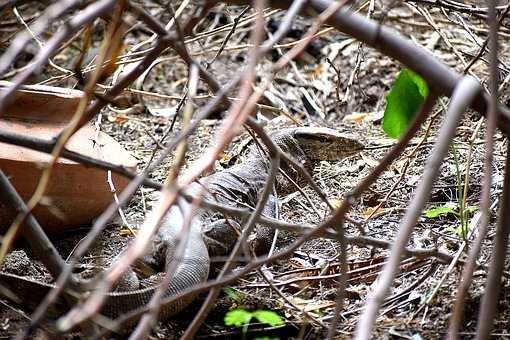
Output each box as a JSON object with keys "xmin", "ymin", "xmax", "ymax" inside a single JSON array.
[
  {"xmin": 447, "ymin": 225, "xmax": 465, "ymax": 238},
  {"xmin": 382, "ymin": 69, "xmax": 429, "ymax": 138},
  {"xmin": 424, "ymin": 206, "xmax": 458, "ymax": 218},
  {"xmin": 223, "ymin": 287, "xmax": 244, "ymax": 304},
  {"xmin": 466, "ymin": 206, "xmax": 479, "ymax": 215},
  {"xmin": 406, "ymin": 70, "xmax": 429, "ymax": 98},
  {"xmin": 254, "ymin": 337, "xmax": 280, "ymax": 340},
  {"xmin": 224, "ymin": 309, "xmax": 253, "ymax": 327},
  {"xmin": 252, "ymin": 310, "xmax": 283, "ymax": 327}
]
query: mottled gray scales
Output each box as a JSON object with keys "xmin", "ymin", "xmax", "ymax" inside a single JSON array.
[{"xmin": 0, "ymin": 127, "xmax": 363, "ymax": 322}]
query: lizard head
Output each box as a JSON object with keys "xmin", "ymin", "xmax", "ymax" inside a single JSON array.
[{"xmin": 291, "ymin": 127, "xmax": 364, "ymax": 161}]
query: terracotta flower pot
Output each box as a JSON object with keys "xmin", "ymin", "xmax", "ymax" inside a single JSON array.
[{"xmin": 0, "ymin": 81, "xmax": 137, "ymax": 232}]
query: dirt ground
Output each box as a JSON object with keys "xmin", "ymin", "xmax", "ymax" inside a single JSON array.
[{"xmin": 1, "ymin": 0, "xmax": 510, "ymax": 339}]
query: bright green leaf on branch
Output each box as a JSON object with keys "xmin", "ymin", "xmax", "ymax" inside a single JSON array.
[
  {"xmin": 224, "ymin": 309, "xmax": 253, "ymax": 327},
  {"xmin": 252, "ymin": 310, "xmax": 283, "ymax": 326},
  {"xmin": 382, "ymin": 69, "xmax": 429, "ymax": 138},
  {"xmin": 424, "ymin": 206, "xmax": 458, "ymax": 218}
]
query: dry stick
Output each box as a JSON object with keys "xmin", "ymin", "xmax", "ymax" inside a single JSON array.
[
  {"xmin": 0, "ymin": 0, "xmax": 118, "ymax": 113},
  {"xmin": 448, "ymin": 131, "xmax": 498, "ymax": 336},
  {"xmin": 325, "ymin": 219, "xmax": 347, "ymax": 339},
  {"xmin": 11, "ymin": 6, "xmax": 71, "ymax": 75},
  {"xmin": 112, "ymin": 0, "xmax": 190, "ymax": 100},
  {"xmin": 56, "ymin": 92, "xmax": 233, "ymax": 332},
  {"xmin": 57, "ymin": 186, "xmax": 182, "ymax": 332},
  {"xmin": 0, "ymin": 116, "xmax": 444, "ymax": 254},
  {"xmin": 0, "ymin": 170, "xmax": 66, "ymax": 278},
  {"xmin": 223, "ymin": 0, "xmax": 510, "ymax": 132},
  {"xmin": 205, "ymin": 5, "xmax": 250, "ymax": 67},
  {"xmin": 340, "ymin": 0, "xmax": 375, "ymax": 104},
  {"xmin": 56, "ymin": 13, "xmax": 248, "ymax": 330},
  {"xmin": 417, "ymin": 5, "xmax": 470, "ymax": 70},
  {"xmin": 318, "ymin": 0, "xmax": 358, "ymax": 320},
  {"xmin": 354, "ymin": 77, "xmax": 481, "ymax": 340},
  {"xmin": 337, "ymin": 261, "xmax": 437, "ymax": 320},
  {"xmin": 257, "ymin": 268, "xmax": 327, "ymax": 328},
  {"xmin": 13, "ymin": 7, "xmax": 222, "ymax": 334},
  {"xmin": 127, "ymin": 1, "xmax": 221, "ymax": 94},
  {"xmin": 182, "ymin": 142, "xmax": 281, "ymax": 339},
  {"xmin": 0, "ymin": 128, "xmax": 163, "ymax": 189},
  {"xmin": 406, "ymin": 0, "xmax": 508, "ymax": 15},
  {"xmin": 379, "ymin": 263, "xmax": 438, "ymax": 317},
  {"xmin": 448, "ymin": 0, "xmax": 501, "ymax": 334},
  {"xmin": 100, "ymin": 228, "xmax": 454, "ymax": 337},
  {"xmin": 249, "ymin": 258, "xmax": 423, "ymax": 289},
  {"xmin": 0, "ymin": 3, "xmax": 127, "ymax": 269},
  {"xmin": 17, "ymin": 62, "xmax": 237, "ymax": 339},
  {"xmin": 0, "ymin": 0, "xmax": 81, "ymax": 76},
  {"xmin": 474, "ymin": 148, "xmax": 510, "ymax": 339},
  {"xmin": 474, "ymin": 2, "xmax": 505, "ymax": 338},
  {"xmin": 127, "ymin": 64, "xmax": 200, "ymax": 340},
  {"xmin": 179, "ymin": 1, "xmax": 270, "ymax": 335},
  {"xmin": 127, "ymin": 197, "xmax": 197, "ymax": 340},
  {"xmin": 463, "ymin": 3, "xmax": 510, "ymax": 75}
]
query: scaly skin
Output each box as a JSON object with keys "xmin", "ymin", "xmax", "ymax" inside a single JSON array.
[{"xmin": 0, "ymin": 127, "xmax": 363, "ymax": 324}]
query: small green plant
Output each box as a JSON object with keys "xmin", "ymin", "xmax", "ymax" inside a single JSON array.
[
  {"xmin": 224, "ymin": 308, "xmax": 283, "ymax": 340},
  {"xmin": 424, "ymin": 206, "xmax": 457, "ymax": 218},
  {"xmin": 224, "ymin": 309, "xmax": 254, "ymax": 327},
  {"xmin": 223, "ymin": 287, "xmax": 245, "ymax": 304},
  {"xmin": 424, "ymin": 203, "xmax": 478, "ymax": 238},
  {"xmin": 382, "ymin": 68, "xmax": 429, "ymax": 138}
]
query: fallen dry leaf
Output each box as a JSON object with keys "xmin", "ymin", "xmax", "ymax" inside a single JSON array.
[
  {"xmin": 362, "ymin": 206, "xmax": 393, "ymax": 219},
  {"xmin": 330, "ymin": 198, "xmax": 343, "ymax": 209},
  {"xmin": 313, "ymin": 62, "xmax": 326, "ymax": 78},
  {"xmin": 343, "ymin": 112, "xmax": 369, "ymax": 123},
  {"xmin": 288, "ymin": 297, "xmax": 337, "ymax": 312}
]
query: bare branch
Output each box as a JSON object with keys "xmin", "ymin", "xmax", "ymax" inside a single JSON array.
[
  {"xmin": 355, "ymin": 76, "xmax": 481, "ymax": 339},
  {"xmin": 0, "ymin": 0, "xmax": 118, "ymax": 113},
  {"xmin": 0, "ymin": 170, "xmax": 65, "ymax": 278},
  {"xmin": 219, "ymin": 0, "xmax": 510, "ymax": 132}
]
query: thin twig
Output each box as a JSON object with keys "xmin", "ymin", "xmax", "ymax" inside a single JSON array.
[
  {"xmin": 473, "ymin": 2, "xmax": 504, "ymax": 338},
  {"xmin": 354, "ymin": 77, "xmax": 481, "ymax": 339}
]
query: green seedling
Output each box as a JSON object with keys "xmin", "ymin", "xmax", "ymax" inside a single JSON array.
[
  {"xmin": 382, "ymin": 68, "xmax": 429, "ymax": 138},
  {"xmin": 224, "ymin": 308, "xmax": 283, "ymax": 340}
]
